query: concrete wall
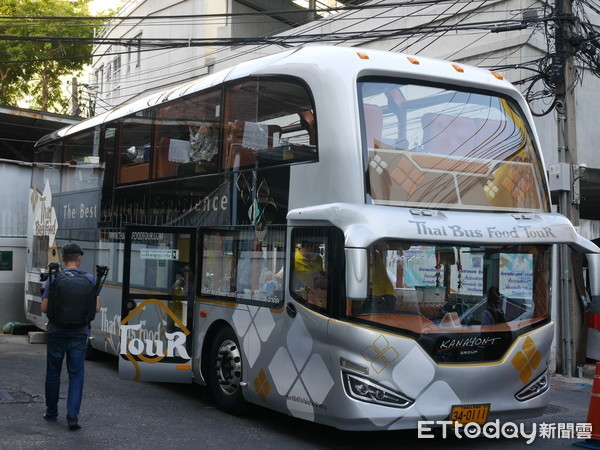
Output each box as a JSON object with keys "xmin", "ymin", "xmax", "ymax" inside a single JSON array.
[
  {"xmin": 0, "ymin": 164, "xmax": 30, "ymax": 326},
  {"xmin": 0, "ymin": 238, "xmax": 26, "ymax": 325}
]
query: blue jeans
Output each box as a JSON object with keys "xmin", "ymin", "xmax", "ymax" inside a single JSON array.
[{"xmin": 45, "ymin": 331, "xmax": 88, "ymax": 420}]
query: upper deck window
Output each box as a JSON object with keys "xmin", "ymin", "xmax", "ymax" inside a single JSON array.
[
  {"xmin": 62, "ymin": 129, "xmax": 102, "ymax": 192},
  {"xmin": 155, "ymin": 88, "xmax": 222, "ymax": 178},
  {"xmin": 117, "ymin": 111, "xmax": 153, "ymax": 184},
  {"xmin": 223, "ymin": 78, "xmax": 317, "ymax": 170},
  {"xmin": 359, "ymin": 79, "xmax": 549, "ymax": 213},
  {"xmin": 114, "ymin": 77, "xmax": 318, "ymax": 185}
]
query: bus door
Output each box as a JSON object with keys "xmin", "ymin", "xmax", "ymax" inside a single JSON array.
[{"xmin": 119, "ymin": 225, "xmax": 197, "ymax": 383}]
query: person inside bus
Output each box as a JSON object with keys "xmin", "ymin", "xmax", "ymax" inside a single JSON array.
[
  {"xmin": 298, "ymin": 110, "xmax": 316, "ymax": 146},
  {"xmin": 365, "ymin": 242, "xmax": 397, "ymax": 313},
  {"xmin": 292, "ymin": 241, "xmax": 327, "ymax": 307},
  {"xmin": 481, "ymin": 286, "xmax": 506, "ymax": 325},
  {"xmin": 189, "ymin": 123, "xmax": 219, "ymax": 164}
]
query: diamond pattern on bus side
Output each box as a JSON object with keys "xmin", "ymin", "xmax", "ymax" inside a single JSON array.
[
  {"xmin": 511, "ymin": 336, "xmax": 542, "ymax": 384},
  {"xmin": 267, "ymin": 314, "xmax": 333, "ymax": 421},
  {"xmin": 252, "ymin": 368, "xmax": 271, "ymax": 402},
  {"xmin": 232, "ymin": 305, "xmax": 276, "ymax": 368},
  {"xmin": 391, "ymin": 345, "xmax": 435, "ymax": 399},
  {"xmin": 391, "ymin": 345, "xmax": 459, "ymax": 424},
  {"xmin": 361, "ymin": 335, "xmax": 399, "ymax": 374},
  {"xmin": 413, "ymin": 380, "xmax": 460, "ymax": 418}
]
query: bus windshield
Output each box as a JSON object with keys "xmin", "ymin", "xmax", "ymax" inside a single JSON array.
[
  {"xmin": 360, "ymin": 79, "xmax": 549, "ymax": 212},
  {"xmin": 348, "ymin": 240, "xmax": 551, "ymax": 363}
]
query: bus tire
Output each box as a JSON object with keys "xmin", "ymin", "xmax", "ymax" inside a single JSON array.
[
  {"xmin": 85, "ymin": 338, "xmax": 101, "ymax": 361},
  {"xmin": 208, "ymin": 326, "xmax": 247, "ymax": 415}
]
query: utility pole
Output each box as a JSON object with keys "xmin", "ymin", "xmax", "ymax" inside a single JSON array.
[
  {"xmin": 71, "ymin": 77, "xmax": 80, "ymax": 117},
  {"xmin": 553, "ymin": 0, "xmax": 581, "ymax": 377}
]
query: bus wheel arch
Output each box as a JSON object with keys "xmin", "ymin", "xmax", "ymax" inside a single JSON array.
[
  {"xmin": 85, "ymin": 337, "xmax": 102, "ymax": 361},
  {"xmin": 205, "ymin": 323, "xmax": 248, "ymax": 415}
]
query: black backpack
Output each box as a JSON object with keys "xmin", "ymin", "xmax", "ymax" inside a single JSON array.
[{"xmin": 47, "ymin": 270, "xmax": 96, "ymax": 328}]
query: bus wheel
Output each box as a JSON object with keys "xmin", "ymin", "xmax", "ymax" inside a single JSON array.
[{"xmin": 208, "ymin": 327, "xmax": 247, "ymax": 415}]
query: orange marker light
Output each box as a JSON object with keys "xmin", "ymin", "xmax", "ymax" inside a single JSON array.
[
  {"xmin": 357, "ymin": 52, "xmax": 369, "ymax": 60},
  {"xmin": 491, "ymin": 71, "xmax": 504, "ymax": 80},
  {"xmin": 200, "ymin": 310, "xmax": 207, "ymax": 317},
  {"xmin": 407, "ymin": 56, "xmax": 420, "ymax": 65},
  {"xmin": 452, "ymin": 64, "xmax": 464, "ymax": 73}
]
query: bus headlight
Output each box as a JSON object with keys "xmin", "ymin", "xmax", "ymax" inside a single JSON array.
[
  {"xmin": 515, "ymin": 371, "xmax": 549, "ymax": 401},
  {"xmin": 343, "ymin": 372, "xmax": 413, "ymax": 408}
]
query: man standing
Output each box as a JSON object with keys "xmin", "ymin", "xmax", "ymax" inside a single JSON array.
[{"xmin": 41, "ymin": 243, "xmax": 100, "ymax": 431}]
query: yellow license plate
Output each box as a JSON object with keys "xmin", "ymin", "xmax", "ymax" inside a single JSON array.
[{"xmin": 450, "ymin": 404, "xmax": 490, "ymax": 425}]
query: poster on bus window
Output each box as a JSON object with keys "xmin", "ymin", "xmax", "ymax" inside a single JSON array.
[
  {"xmin": 499, "ymin": 253, "xmax": 533, "ymax": 299},
  {"xmin": 400, "ymin": 247, "xmax": 484, "ymax": 296},
  {"xmin": 401, "ymin": 246, "xmax": 440, "ymax": 288},
  {"xmin": 452, "ymin": 250, "xmax": 484, "ymax": 296}
]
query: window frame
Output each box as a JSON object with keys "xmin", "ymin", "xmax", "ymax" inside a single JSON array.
[
  {"xmin": 113, "ymin": 75, "xmax": 319, "ymax": 186},
  {"xmin": 358, "ymin": 76, "xmax": 550, "ymax": 213},
  {"xmin": 221, "ymin": 75, "xmax": 319, "ymax": 172},
  {"xmin": 199, "ymin": 226, "xmax": 286, "ymax": 309},
  {"xmin": 289, "ymin": 226, "xmax": 345, "ymax": 317}
]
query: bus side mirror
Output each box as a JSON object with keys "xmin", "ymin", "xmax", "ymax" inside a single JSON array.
[
  {"xmin": 346, "ymin": 248, "xmax": 367, "ymax": 300},
  {"xmin": 586, "ymin": 253, "xmax": 600, "ymax": 313}
]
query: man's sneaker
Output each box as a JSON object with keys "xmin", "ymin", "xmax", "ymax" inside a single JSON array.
[
  {"xmin": 43, "ymin": 414, "xmax": 57, "ymax": 423},
  {"xmin": 67, "ymin": 417, "xmax": 81, "ymax": 431}
]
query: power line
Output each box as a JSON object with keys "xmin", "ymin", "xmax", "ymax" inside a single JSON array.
[
  {"xmin": 0, "ymin": 17, "xmax": 538, "ymax": 48},
  {"xmin": 10, "ymin": 0, "xmax": 596, "ymax": 121},
  {"xmin": 394, "ymin": 0, "xmax": 476, "ymax": 53},
  {"xmin": 0, "ymin": 1, "xmax": 460, "ymax": 22},
  {"xmin": 86, "ymin": 1, "xmax": 556, "ymax": 108}
]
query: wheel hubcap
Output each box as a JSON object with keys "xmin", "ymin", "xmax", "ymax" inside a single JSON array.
[{"xmin": 215, "ymin": 339, "xmax": 242, "ymax": 395}]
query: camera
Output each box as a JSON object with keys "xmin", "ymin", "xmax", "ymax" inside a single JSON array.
[
  {"xmin": 40, "ymin": 262, "xmax": 61, "ymax": 281},
  {"xmin": 95, "ymin": 265, "xmax": 110, "ymax": 296},
  {"xmin": 96, "ymin": 265, "xmax": 109, "ymax": 278},
  {"xmin": 39, "ymin": 262, "xmax": 62, "ymax": 295}
]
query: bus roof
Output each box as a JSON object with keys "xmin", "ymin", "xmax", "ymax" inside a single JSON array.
[{"xmin": 35, "ymin": 45, "xmax": 518, "ymax": 147}]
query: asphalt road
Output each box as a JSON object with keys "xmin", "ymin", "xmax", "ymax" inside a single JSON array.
[{"xmin": 0, "ymin": 333, "xmax": 594, "ymax": 449}]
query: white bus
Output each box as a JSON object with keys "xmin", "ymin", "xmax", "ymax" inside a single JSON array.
[{"xmin": 26, "ymin": 45, "xmax": 600, "ymax": 430}]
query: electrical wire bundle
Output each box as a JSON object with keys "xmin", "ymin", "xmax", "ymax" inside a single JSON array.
[{"xmin": 1, "ymin": 0, "xmax": 600, "ymax": 117}]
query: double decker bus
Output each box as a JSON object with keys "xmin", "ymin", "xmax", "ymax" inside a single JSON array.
[{"xmin": 26, "ymin": 45, "xmax": 599, "ymax": 430}]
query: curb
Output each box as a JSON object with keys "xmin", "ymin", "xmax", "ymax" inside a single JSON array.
[{"xmin": 26, "ymin": 331, "xmax": 47, "ymax": 344}]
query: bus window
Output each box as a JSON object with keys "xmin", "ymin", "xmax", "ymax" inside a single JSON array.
[
  {"xmin": 117, "ymin": 112, "xmax": 153, "ymax": 184},
  {"xmin": 32, "ymin": 142, "xmax": 62, "ymax": 195},
  {"xmin": 348, "ymin": 240, "xmax": 551, "ymax": 363},
  {"xmin": 62, "ymin": 129, "xmax": 102, "ymax": 192},
  {"xmin": 359, "ymin": 79, "xmax": 549, "ymax": 213},
  {"xmin": 155, "ymin": 88, "xmax": 222, "ymax": 178},
  {"xmin": 290, "ymin": 228, "xmax": 330, "ymax": 312},
  {"xmin": 200, "ymin": 227, "xmax": 285, "ymax": 307},
  {"xmin": 100, "ymin": 126, "xmax": 117, "ymax": 226},
  {"xmin": 223, "ymin": 78, "xmax": 317, "ymax": 170},
  {"xmin": 129, "ymin": 234, "xmax": 189, "ymax": 293}
]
